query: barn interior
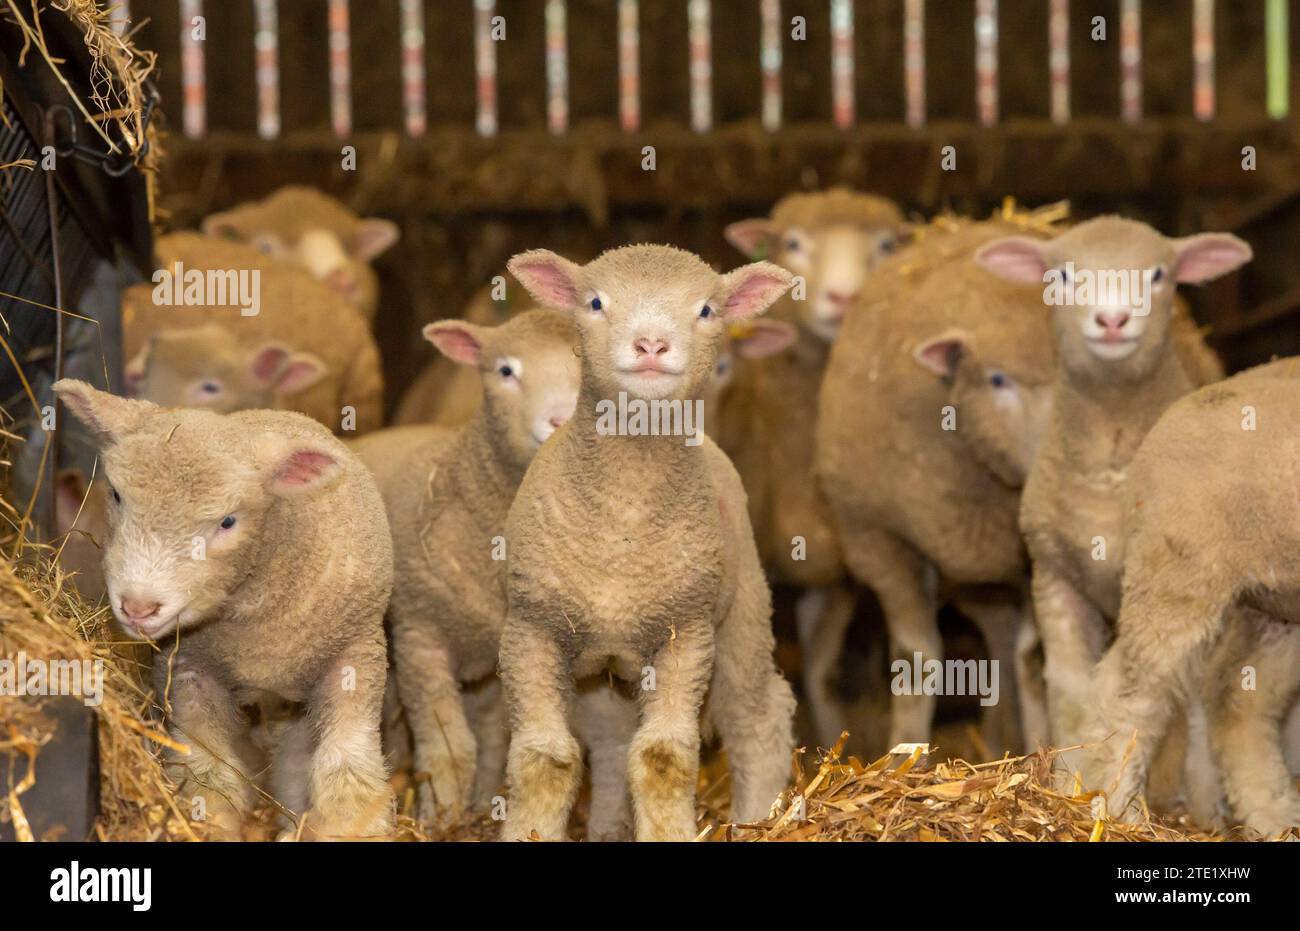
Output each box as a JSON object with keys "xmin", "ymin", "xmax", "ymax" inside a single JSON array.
[{"xmin": 1, "ymin": 1, "xmax": 1297, "ymax": 844}]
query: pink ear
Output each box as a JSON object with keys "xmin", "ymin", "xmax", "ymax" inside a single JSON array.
[
  {"xmin": 732, "ymin": 319, "xmax": 797, "ymax": 359},
  {"xmin": 974, "ymin": 237, "xmax": 1049, "ymax": 284},
  {"xmin": 250, "ymin": 345, "xmax": 292, "ymax": 385},
  {"xmin": 275, "ymin": 354, "xmax": 327, "ymax": 394},
  {"xmin": 271, "ymin": 448, "xmax": 339, "ymax": 492},
  {"xmin": 507, "ymin": 249, "xmax": 583, "ymax": 308},
  {"xmin": 724, "ymin": 219, "xmax": 775, "ymax": 259},
  {"xmin": 913, "ymin": 330, "xmax": 972, "ymax": 379},
  {"xmin": 423, "ymin": 322, "xmax": 483, "ymax": 366},
  {"xmin": 1172, "ymin": 233, "xmax": 1253, "ymax": 284},
  {"xmin": 721, "ymin": 262, "xmax": 794, "ymax": 321},
  {"xmin": 351, "ymin": 218, "xmax": 400, "ymax": 261},
  {"xmin": 124, "ymin": 346, "xmax": 150, "ymax": 395}
]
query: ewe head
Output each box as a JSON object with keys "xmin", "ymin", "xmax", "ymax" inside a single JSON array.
[
  {"xmin": 54, "ymin": 379, "xmax": 344, "ymax": 641},
  {"xmin": 725, "ymin": 188, "xmax": 909, "ymax": 342},
  {"xmin": 913, "ymin": 328, "xmax": 1055, "ymax": 487},
  {"xmin": 202, "ymin": 186, "xmax": 399, "ymax": 318},
  {"xmin": 704, "ymin": 318, "xmax": 797, "ymax": 430},
  {"xmin": 125, "ymin": 324, "xmax": 326, "ymax": 414},
  {"xmin": 507, "ymin": 245, "xmax": 792, "ymax": 404},
  {"xmin": 976, "ymin": 217, "xmax": 1251, "ymax": 385},
  {"xmin": 424, "ymin": 307, "xmax": 581, "ymax": 468}
]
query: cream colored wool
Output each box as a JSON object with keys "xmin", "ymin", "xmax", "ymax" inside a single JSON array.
[
  {"xmin": 201, "ymin": 185, "xmax": 400, "ymax": 324},
  {"xmin": 52, "ymin": 379, "xmax": 395, "ymax": 840},
  {"xmin": 350, "ymin": 308, "xmax": 584, "ymax": 826},
  {"xmin": 124, "ymin": 232, "xmax": 383, "ymax": 434},
  {"xmin": 501, "ymin": 244, "xmax": 797, "ymax": 841},
  {"xmin": 816, "ymin": 219, "xmax": 1059, "ymax": 755},
  {"xmin": 1082, "ymin": 359, "xmax": 1300, "ymax": 836},
  {"xmin": 979, "ymin": 217, "xmax": 1249, "ymax": 816}
]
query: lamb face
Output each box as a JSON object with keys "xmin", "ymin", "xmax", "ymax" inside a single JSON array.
[
  {"xmin": 54, "ymin": 379, "xmax": 342, "ymax": 642},
  {"xmin": 127, "ymin": 324, "xmax": 326, "ymax": 414},
  {"xmin": 913, "ymin": 327, "xmax": 1054, "ymax": 486},
  {"xmin": 424, "ymin": 307, "xmax": 581, "ymax": 467},
  {"xmin": 725, "ymin": 189, "xmax": 908, "ymax": 342},
  {"xmin": 202, "ymin": 186, "xmax": 399, "ymax": 320},
  {"xmin": 508, "ymin": 245, "xmax": 792, "ymax": 404},
  {"xmin": 977, "ymin": 217, "xmax": 1251, "ymax": 383}
]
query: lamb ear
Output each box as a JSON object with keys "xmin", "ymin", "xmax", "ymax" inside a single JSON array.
[
  {"xmin": 724, "ymin": 218, "xmax": 776, "ymax": 259},
  {"xmin": 53, "ymin": 379, "xmax": 157, "ymax": 442},
  {"xmin": 351, "ymin": 218, "xmax": 400, "ymax": 261},
  {"xmin": 200, "ymin": 212, "xmax": 242, "ymax": 240},
  {"xmin": 124, "ymin": 343, "xmax": 151, "ymax": 396},
  {"xmin": 507, "ymin": 249, "xmax": 584, "ymax": 309},
  {"xmin": 913, "ymin": 329, "xmax": 973, "ymax": 380},
  {"xmin": 275, "ymin": 353, "xmax": 328, "ymax": 394},
  {"xmin": 1171, "ymin": 233, "xmax": 1253, "ymax": 284},
  {"xmin": 258, "ymin": 435, "xmax": 342, "ymax": 496},
  {"xmin": 974, "ymin": 236, "xmax": 1050, "ymax": 284},
  {"xmin": 423, "ymin": 321, "xmax": 485, "ymax": 366},
  {"xmin": 249, "ymin": 344, "xmax": 292, "ymax": 386},
  {"xmin": 731, "ymin": 318, "xmax": 797, "ymax": 359},
  {"xmin": 720, "ymin": 261, "xmax": 794, "ymax": 321}
]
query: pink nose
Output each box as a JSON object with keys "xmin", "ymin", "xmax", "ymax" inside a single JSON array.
[
  {"xmin": 1095, "ymin": 311, "xmax": 1131, "ymax": 332},
  {"xmin": 121, "ymin": 597, "xmax": 161, "ymax": 623},
  {"xmin": 634, "ymin": 338, "xmax": 668, "ymax": 357},
  {"xmin": 549, "ymin": 414, "xmax": 568, "ymax": 428},
  {"xmin": 826, "ymin": 290, "xmax": 859, "ymax": 307},
  {"xmin": 325, "ymin": 267, "xmax": 357, "ymax": 295}
]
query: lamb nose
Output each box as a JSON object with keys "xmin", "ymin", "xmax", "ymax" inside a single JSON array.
[
  {"xmin": 634, "ymin": 338, "xmax": 668, "ymax": 356},
  {"xmin": 121, "ymin": 597, "xmax": 161, "ymax": 621},
  {"xmin": 827, "ymin": 290, "xmax": 859, "ymax": 306},
  {"xmin": 549, "ymin": 414, "xmax": 568, "ymax": 428},
  {"xmin": 1096, "ymin": 311, "xmax": 1131, "ymax": 331}
]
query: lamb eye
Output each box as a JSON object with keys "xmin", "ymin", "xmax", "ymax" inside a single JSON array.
[
  {"xmin": 699, "ymin": 305, "xmax": 713, "ymax": 320},
  {"xmin": 200, "ymin": 381, "xmax": 221, "ymax": 394},
  {"xmin": 988, "ymin": 371, "xmax": 1009, "ymax": 389},
  {"xmin": 880, "ymin": 238, "xmax": 897, "ymax": 254},
  {"xmin": 784, "ymin": 239, "xmax": 800, "ymax": 252},
  {"xmin": 219, "ymin": 515, "xmax": 236, "ymax": 530},
  {"xmin": 1151, "ymin": 267, "xmax": 1164, "ymax": 283},
  {"xmin": 589, "ymin": 297, "xmax": 603, "ymax": 312},
  {"xmin": 110, "ymin": 486, "xmax": 121, "ymax": 504},
  {"xmin": 498, "ymin": 364, "xmax": 514, "ymax": 378}
]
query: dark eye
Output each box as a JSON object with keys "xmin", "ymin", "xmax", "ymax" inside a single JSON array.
[
  {"xmin": 110, "ymin": 486, "xmax": 121, "ymax": 504},
  {"xmin": 880, "ymin": 238, "xmax": 897, "ymax": 254},
  {"xmin": 989, "ymin": 371, "xmax": 1009, "ymax": 389},
  {"xmin": 1151, "ymin": 267, "xmax": 1164, "ymax": 283},
  {"xmin": 200, "ymin": 381, "xmax": 221, "ymax": 395},
  {"xmin": 715, "ymin": 358, "xmax": 731, "ymax": 376},
  {"xmin": 498, "ymin": 364, "xmax": 514, "ymax": 378},
  {"xmin": 1057, "ymin": 266, "xmax": 1070, "ymax": 284},
  {"xmin": 589, "ymin": 297, "xmax": 603, "ymax": 312},
  {"xmin": 785, "ymin": 239, "xmax": 800, "ymax": 252},
  {"xmin": 219, "ymin": 515, "xmax": 236, "ymax": 530},
  {"xmin": 699, "ymin": 305, "xmax": 713, "ymax": 320}
]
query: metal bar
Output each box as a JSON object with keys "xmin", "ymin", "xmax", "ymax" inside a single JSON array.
[
  {"xmin": 1120, "ymin": 0, "xmax": 1142, "ymax": 123},
  {"xmin": 688, "ymin": 0, "xmax": 711, "ymax": 133},
  {"xmin": 401, "ymin": 0, "xmax": 426, "ymax": 136},
  {"xmin": 179, "ymin": 0, "xmax": 205, "ymax": 138},
  {"xmin": 1049, "ymin": 0, "xmax": 1069, "ymax": 124},
  {"xmin": 254, "ymin": 0, "xmax": 280, "ymax": 140},
  {"xmin": 1193, "ymin": 0, "xmax": 1215, "ymax": 122},
  {"xmin": 546, "ymin": 0, "xmax": 568, "ymax": 135},
  {"xmin": 830, "ymin": 0, "xmax": 854, "ymax": 129},
  {"xmin": 328, "ymin": 0, "xmax": 352, "ymax": 136},
  {"xmin": 904, "ymin": 0, "xmax": 925, "ymax": 128},
  {"xmin": 760, "ymin": 0, "xmax": 781, "ymax": 132},
  {"xmin": 1267, "ymin": 0, "xmax": 1288, "ymax": 120},
  {"xmin": 975, "ymin": 0, "xmax": 998, "ymax": 127},
  {"xmin": 619, "ymin": 0, "xmax": 640, "ymax": 132},
  {"xmin": 475, "ymin": 0, "xmax": 498, "ymax": 137}
]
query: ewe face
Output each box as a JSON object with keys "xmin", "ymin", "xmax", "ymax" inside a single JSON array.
[
  {"xmin": 775, "ymin": 224, "xmax": 899, "ymax": 342},
  {"xmin": 94, "ymin": 420, "xmax": 273, "ymax": 641},
  {"xmin": 506, "ymin": 246, "xmax": 793, "ymax": 407},
  {"xmin": 914, "ymin": 331, "xmax": 1054, "ymax": 486},
  {"xmin": 976, "ymin": 220, "xmax": 1251, "ymax": 382},
  {"xmin": 128, "ymin": 329, "xmax": 326, "ymax": 416}
]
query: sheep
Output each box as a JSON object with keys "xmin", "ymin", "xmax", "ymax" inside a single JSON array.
[
  {"xmin": 52, "ymin": 379, "xmax": 395, "ymax": 840},
  {"xmin": 815, "ymin": 217, "xmax": 1059, "ymax": 756},
  {"xmin": 975, "ymin": 218, "xmax": 1251, "ymax": 797},
  {"xmin": 1080, "ymin": 360, "xmax": 1300, "ymax": 836},
  {"xmin": 349, "ymin": 308, "xmax": 585, "ymax": 826},
  {"xmin": 500, "ymin": 244, "xmax": 797, "ymax": 841},
  {"xmin": 124, "ymin": 232, "xmax": 383, "ymax": 434},
  {"xmin": 201, "ymin": 185, "xmax": 399, "ymax": 324},
  {"xmin": 721, "ymin": 188, "xmax": 910, "ymax": 749}
]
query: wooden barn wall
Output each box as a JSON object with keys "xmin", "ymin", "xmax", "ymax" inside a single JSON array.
[{"xmin": 125, "ymin": 1, "xmax": 1300, "ymax": 408}]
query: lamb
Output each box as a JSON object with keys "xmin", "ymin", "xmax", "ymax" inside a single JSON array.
[
  {"xmin": 52, "ymin": 379, "xmax": 395, "ymax": 840},
  {"xmin": 349, "ymin": 308, "xmax": 585, "ymax": 826},
  {"xmin": 1080, "ymin": 360, "xmax": 1300, "ymax": 836},
  {"xmin": 720, "ymin": 188, "xmax": 910, "ymax": 748},
  {"xmin": 815, "ymin": 216, "xmax": 1060, "ymax": 755},
  {"xmin": 975, "ymin": 218, "xmax": 1250, "ymax": 788},
  {"xmin": 124, "ymin": 232, "xmax": 383, "ymax": 433},
  {"xmin": 201, "ymin": 185, "xmax": 399, "ymax": 324},
  {"xmin": 501, "ymin": 244, "xmax": 797, "ymax": 841}
]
